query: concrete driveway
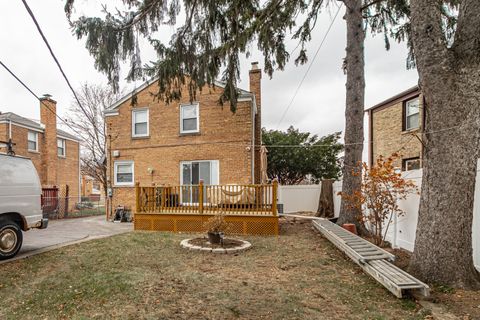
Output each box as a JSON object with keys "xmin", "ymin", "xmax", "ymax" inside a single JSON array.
[{"xmin": 4, "ymin": 216, "xmax": 133, "ymax": 263}]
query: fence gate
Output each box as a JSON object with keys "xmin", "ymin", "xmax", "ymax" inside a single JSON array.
[{"xmin": 41, "ymin": 186, "xmax": 59, "ymax": 218}]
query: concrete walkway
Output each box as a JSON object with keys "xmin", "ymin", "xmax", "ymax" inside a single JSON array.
[{"xmin": 2, "ymin": 216, "xmax": 133, "ymax": 263}]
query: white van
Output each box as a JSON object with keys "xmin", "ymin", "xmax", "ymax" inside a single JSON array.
[{"xmin": 0, "ymin": 153, "xmax": 48, "ymax": 260}]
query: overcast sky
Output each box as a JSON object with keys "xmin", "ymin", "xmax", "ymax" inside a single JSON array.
[{"xmin": 0, "ymin": 1, "xmax": 418, "ymax": 139}]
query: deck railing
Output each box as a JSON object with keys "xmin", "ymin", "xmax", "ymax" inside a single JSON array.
[{"xmin": 135, "ymin": 180, "xmax": 278, "ymax": 216}]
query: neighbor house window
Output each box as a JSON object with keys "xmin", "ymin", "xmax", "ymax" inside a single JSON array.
[
  {"xmin": 180, "ymin": 103, "xmax": 199, "ymax": 133},
  {"xmin": 402, "ymin": 157, "xmax": 421, "ymax": 171},
  {"xmin": 27, "ymin": 131, "xmax": 38, "ymax": 152},
  {"xmin": 132, "ymin": 109, "xmax": 149, "ymax": 137},
  {"xmin": 114, "ymin": 161, "xmax": 134, "ymax": 186},
  {"xmin": 404, "ymin": 97, "xmax": 420, "ymax": 130},
  {"xmin": 180, "ymin": 160, "xmax": 219, "ymax": 203},
  {"xmin": 57, "ymin": 138, "xmax": 66, "ymax": 157}
]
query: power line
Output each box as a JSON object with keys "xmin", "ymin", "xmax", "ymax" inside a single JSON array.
[
  {"xmin": 21, "ymin": 0, "xmax": 89, "ymax": 118},
  {"xmin": 276, "ymin": 4, "xmax": 343, "ymax": 129},
  {"xmin": 0, "ymin": 59, "xmax": 84, "ymax": 138}
]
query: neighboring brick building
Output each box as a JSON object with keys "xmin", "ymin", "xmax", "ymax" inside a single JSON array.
[
  {"xmin": 81, "ymin": 175, "xmax": 104, "ymax": 200},
  {"xmin": 0, "ymin": 95, "xmax": 81, "ymax": 198},
  {"xmin": 366, "ymin": 86, "xmax": 424, "ymax": 171},
  {"xmin": 104, "ymin": 63, "xmax": 263, "ymax": 214}
]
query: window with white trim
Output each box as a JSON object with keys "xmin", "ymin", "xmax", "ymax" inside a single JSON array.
[
  {"xmin": 402, "ymin": 157, "xmax": 421, "ymax": 171},
  {"xmin": 180, "ymin": 103, "xmax": 199, "ymax": 133},
  {"xmin": 28, "ymin": 131, "xmax": 38, "ymax": 152},
  {"xmin": 132, "ymin": 109, "xmax": 149, "ymax": 137},
  {"xmin": 114, "ymin": 161, "xmax": 134, "ymax": 186},
  {"xmin": 404, "ymin": 98, "xmax": 420, "ymax": 130},
  {"xmin": 57, "ymin": 138, "xmax": 66, "ymax": 157}
]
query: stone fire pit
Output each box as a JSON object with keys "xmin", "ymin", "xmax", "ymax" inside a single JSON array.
[{"xmin": 180, "ymin": 238, "xmax": 251, "ymax": 254}]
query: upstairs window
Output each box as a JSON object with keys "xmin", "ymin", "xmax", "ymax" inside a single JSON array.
[
  {"xmin": 114, "ymin": 161, "xmax": 134, "ymax": 186},
  {"xmin": 57, "ymin": 138, "xmax": 66, "ymax": 157},
  {"xmin": 180, "ymin": 103, "xmax": 199, "ymax": 133},
  {"xmin": 132, "ymin": 109, "xmax": 149, "ymax": 137},
  {"xmin": 404, "ymin": 98, "xmax": 420, "ymax": 131},
  {"xmin": 28, "ymin": 131, "xmax": 38, "ymax": 152}
]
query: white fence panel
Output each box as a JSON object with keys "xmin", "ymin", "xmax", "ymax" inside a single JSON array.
[
  {"xmin": 473, "ymin": 160, "xmax": 480, "ymax": 270},
  {"xmin": 333, "ymin": 181, "xmax": 342, "ymax": 218},
  {"xmin": 278, "ymin": 184, "xmax": 321, "ymax": 213}
]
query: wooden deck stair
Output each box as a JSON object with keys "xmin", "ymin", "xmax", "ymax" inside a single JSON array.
[{"xmin": 312, "ymin": 219, "xmax": 429, "ymax": 298}]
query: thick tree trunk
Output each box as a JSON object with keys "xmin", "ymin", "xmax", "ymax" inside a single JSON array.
[
  {"xmin": 317, "ymin": 179, "xmax": 334, "ymax": 218},
  {"xmin": 408, "ymin": 0, "xmax": 480, "ymax": 288},
  {"xmin": 337, "ymin": 0, "xmax": 365, "ymax": 231}
]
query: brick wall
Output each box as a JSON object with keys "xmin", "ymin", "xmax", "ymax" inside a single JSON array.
[
  {"xmin": 40, "ymin": 97, "xmax": 58, "ymax": 185},
  {"xmin": 106, "ymin": 80, "xmax": 256, "ymax": 212},
  {"xmin": 371, "ymin": 95, "xmax": 423, "ymax": 168},
  {"xmin": 1, "ymin": 124, "xmax": 80, "ymax": 197},
  {"xmin": 56, "ymin": 138, "xmax": 80, "ymax": 199}
]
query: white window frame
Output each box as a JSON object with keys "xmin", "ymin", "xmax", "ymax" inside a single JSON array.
[
  {"xmin": 57, "ymin": 138, "xmax": 66, "ymax": 157},
  {"xmin": 27, "ymin": 131, "xmax": 38, "ymax": 152},
  {"xmin": 405, "ymin": 98, "xmax": 420, "ymax": 131},
  {"xmin": 180, "ymin": 103, "xmax": 200, "ymax": 134},
  {"xmin": 131, "ymin": 108, "xmax": 149, "ymax": 137},
  {"xmin": 114, "ymin": 161, "xmax": 135, "ymax": 186},
  {"xmin": 403, "ymin": 157, "xmax": 421, "ymax": 171}
]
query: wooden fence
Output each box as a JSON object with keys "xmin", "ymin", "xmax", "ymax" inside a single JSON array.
[{"xmin": 135, "ymin": 181, "xmax": 278, "ymax": 216}]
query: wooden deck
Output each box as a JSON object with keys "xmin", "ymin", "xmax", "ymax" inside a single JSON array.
[
  {"xmin": 312, "ymin": 219, "xmax": 429, "ymax": 298},
  {"xmin": 134, "ymin": 181, "xmax": 279, "ymax": 235}
]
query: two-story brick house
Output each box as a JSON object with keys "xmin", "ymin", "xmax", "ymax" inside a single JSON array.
[
  {"xmin": 366, "ymin": 85, "xmax": 424, "ymax": 170},
  {"xmin": 0, "ymin": 95, "xmax": 81, "ymax": 197},
  {"xmin": 104, "ymin": 63, "xmax": 263, "ymax": 214}
]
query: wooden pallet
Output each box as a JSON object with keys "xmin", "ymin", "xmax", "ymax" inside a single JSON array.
[{"xmin": 313, "ymin": 219, "xmax": 429, "ymax": 298}]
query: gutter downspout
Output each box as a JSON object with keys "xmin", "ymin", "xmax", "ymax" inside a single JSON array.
[
  {"xmin": 78, "ymin": 142, "xmax": 81, "ymax": 205},
  {"xmin": 8, "ymin": 119, "xmax": 12, "ymax": 139},
  {"xmin": 251, "ymin": 95, "xmax": 256, "ymax": 184}
]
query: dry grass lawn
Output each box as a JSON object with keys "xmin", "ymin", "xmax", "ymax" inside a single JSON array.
[{"xmin": 0, "ymin": 218, "xmax": 439, "ymax": 319}]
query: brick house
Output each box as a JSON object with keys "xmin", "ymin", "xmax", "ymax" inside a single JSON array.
[
  {"xmin": 0, "ymin": 95, "xmax": 81, "ymax": 198},
  {"xmin": 366, "ymin": 85, "xmax": 424, "ymax": 171},
  {"xmin": 81, "ymin": 175, "xmax": 104, "ymax": 200},
  {"xmin": 104, "ymin": 62, "xmax": 263, "ymax": 214}
]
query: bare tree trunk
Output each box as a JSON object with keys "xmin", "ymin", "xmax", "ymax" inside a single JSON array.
[
  {"xmin": 408, "ymin": 0, "xmax": 480, "ymax": 288},
  {"xmin": 337, "ymin": 0, "xmax": 365, "ymax": 231},
  {"xmin": 317, "ymin": 179, "xmax": 334, "ymax": 218}
]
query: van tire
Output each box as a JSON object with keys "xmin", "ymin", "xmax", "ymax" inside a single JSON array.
[{"xmin": 0, "ymin": 221, "xmax": 23, "ymax": 260}]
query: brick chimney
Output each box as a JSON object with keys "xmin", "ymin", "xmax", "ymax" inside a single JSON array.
[
  {"xmin": 40, "ymin": 94, "xmax": 58, "ymax": 186},
  {"xmin": 249, "ymin": 62, "xmax": 262, "ymax": 184}
]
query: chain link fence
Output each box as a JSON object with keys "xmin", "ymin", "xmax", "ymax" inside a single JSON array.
[{"xmin": 42, "ymin": 186, "xmax": 106, "ymax": 219}]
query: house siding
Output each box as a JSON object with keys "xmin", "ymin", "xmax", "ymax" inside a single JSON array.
[
  {"xmin": 370, "ymin": 90, "xmax": 423, "ymax": 168},
  {"xmin": 106, "ymin": 81, "xmax": 256, "ymax": 213}
]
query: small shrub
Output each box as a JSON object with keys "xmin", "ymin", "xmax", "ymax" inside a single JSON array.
[
  {"xmin": 203, "ymin": 213, "xmax": 230, "ymax": 233},
  {"xmin": 340, "ymin": 153, "xmax": 418, "ymax": 246}
]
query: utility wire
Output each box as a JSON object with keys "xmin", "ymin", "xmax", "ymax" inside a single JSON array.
[
  {"xmin": 21, "ymin": 0, "xmax": 89, "ymax": 118},
  {"xmin": 0, "ymin": 59, "xmax": 84, "ymax": 138},
  {"xmin": 276, "ymin": 4, "xmax": 343, "ymax": 129}
]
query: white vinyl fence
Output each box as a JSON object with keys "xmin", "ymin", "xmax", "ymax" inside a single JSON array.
[{"xmin": 278, "ymin": 160, "xmax": 480, "ymax": 270}]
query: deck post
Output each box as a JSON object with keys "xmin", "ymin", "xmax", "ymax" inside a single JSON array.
[
  {"xmin": 135, "ymin": 182, "xmax": 140, "ymax": 213},
  {"xmin": 272, "ymin": 179, "xmax": 278, "ymax": 216},
  {"xmin": 153, "ymin": 183, "xmax": 157, "ymax": 213},
  {"xmin": 160, "ymin": 186, "xmax": 166, "ymax": 212},
  {"xmin": 199, "ymin": 180, "xmax": 204, "ymax": 214}
]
